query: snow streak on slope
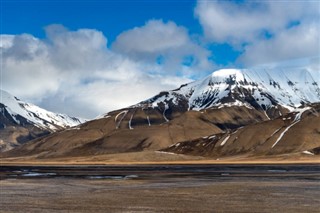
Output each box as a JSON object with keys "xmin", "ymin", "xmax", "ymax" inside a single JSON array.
[
  {"xmin": 271, "ymin": 107, "xmax": 311, "ymax": 148},
  {"xmin": 0, "ymin": 90, "xmax": 84, "ymax": 130}
]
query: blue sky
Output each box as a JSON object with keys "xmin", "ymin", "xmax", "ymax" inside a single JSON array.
[
  {"xmin": 2, "ymin": 1, "xmax": 199, "ymax": 41},
  {"xmin": 1, "ymin": 0, "xmax": 319, "ymax": 118},
  {"xmin": 1, "ymin": 0, "xmax": 239, "ymax": 66}
]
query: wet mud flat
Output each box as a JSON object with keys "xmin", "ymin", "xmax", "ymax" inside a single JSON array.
[{"xmin": 1, "ymin": 164, "xmax": 319, "ymax": 212}]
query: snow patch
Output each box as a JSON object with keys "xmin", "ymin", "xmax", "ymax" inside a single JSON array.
[
  {"xmin": 115, "ymin": 110, "xmax": 128, "ymax": 129},
  {"xmin": 220, "ymin": 135, "xmax": 230, "ymax": 146},
  {"xmin": 208, "ymin": 135, "xmax": 216, "ymax": 139},
  {"xmin": 129, "ymin": 113, "xmax": 134, "ymax": 130},
  {"xmin": 302, "ymin": 151, "xmax": 314, "ymax": 155},
  {"xmin": 293, "ymin": 107, "xmax": 311, "ymax": 121},
  {"xmin": 155, "ymin": 151, "xmax": 179, "ymax": 155},
  {"xmin": 146, "ymin": 116, "xmax": 151, "ymax": 126},
  {"xmin": 163, "ymin": 105, "xmax": 169, "ymax": 122},
  {"xmin": 270, "ymin": 128, "xmax": 282, "ymax": 137}
]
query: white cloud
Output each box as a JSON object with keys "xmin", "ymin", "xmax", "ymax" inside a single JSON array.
[
  {"xmin": 113, "ymin": 20, "xmax": 189, "ymax": 53},
  {"xmin": 195, "ymin": 0, "xmax": 320, "ymax": 65},
  {"xmin": 39, "ymin": 73, "xmax": 190, "ymax": 119},
  {"xmin": 238, "ymin": 22, "xmax": 320, "ymax": 65},
  {"xmin": 45, "ymin": 24, "xmax": 109, "ymax": 71},
  {"xmin": 1, "ymin": 34, "xmax": 58, "ymax": 99},
  {"xmin": 112, "ymin": 19, "xmax": 213, "ymax": 75},
  {"xmin": 1, "ymin": 24, "xmax": 195, "ymax": 119}
]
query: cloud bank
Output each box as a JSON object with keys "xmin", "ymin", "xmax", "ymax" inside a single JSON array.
[
  {"xmin": 195, "ymin": 0, "xmax": 320, "ymax": 65},
  {"xmin": 1, "ymin": 22, "xmax": 211, "ymax": 118},
  {"xmin": 113, "ymin": 20, "xmax": 212, "ymax": 74}
]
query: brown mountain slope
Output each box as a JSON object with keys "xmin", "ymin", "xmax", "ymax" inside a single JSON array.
[
  {"xmin": 0, "ymin": 91, "xmax": 83, "ymax": 152},
  {"xmin": 0, "ymin": 105, "xmax": 269, "ymax": 159},
  {"xmin": 162, "ymin": 104, "xmax": 320, "ymax": 158},
  {"xmin": 0, "ymin": 104, "xmax": 51, "ymax": 151}
]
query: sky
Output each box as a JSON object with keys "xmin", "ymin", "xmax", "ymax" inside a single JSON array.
[{"xmin": 1, "ymin": 0, "xmax": 319, "ymax": 119}]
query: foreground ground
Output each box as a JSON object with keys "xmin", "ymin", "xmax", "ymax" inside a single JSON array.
[
  {"xmin": 1, "ymin": 151, "xmax": 319, "ymax": 165},
  {"xmin": 1, "ymin": 165, "xmax": 319, "ymax": 212}
]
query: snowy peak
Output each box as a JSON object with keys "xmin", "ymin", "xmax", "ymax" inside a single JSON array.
[
  {"xmin": 141, "ymin": 67, "xmax": 320, "ymax": 115},
  {"xmin": 0, "ymin": 90, "xmax": 84, "ymax": 131},
  {"xmin": 210, "ymin": 69, "xmax": 245, "ymax": 82}
]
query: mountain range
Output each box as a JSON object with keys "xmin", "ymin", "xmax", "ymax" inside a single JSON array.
[
  {"xmin": 1, "ymin": 66, "xmax": 320, "ymax": 161},
  {"xmin": 0, "ymin": 90, "xmax": 84, "ymax": 151}
]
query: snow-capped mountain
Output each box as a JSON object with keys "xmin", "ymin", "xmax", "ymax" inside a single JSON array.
[
  {"xmin": 1, "ymin": 66, "xmax": 319, "ymax": 160},
  {"xmin": 0, "ymin": 89, "xmax": 84, "ymax": 130},
  {"xmin": 138, "ymin": 67, "xmax": 320, "ymax": 116}
]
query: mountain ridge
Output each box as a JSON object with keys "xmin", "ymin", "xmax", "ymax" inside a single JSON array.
[
  {"xmin": 0, "ymin": 89, "xmax": 84, "ymax": 151},
  {"xmin": 132, "ymin": 67, "xmax": 320, "ymax": 117}
]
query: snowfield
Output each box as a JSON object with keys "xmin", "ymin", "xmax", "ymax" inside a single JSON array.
[
  {"xmin": 141, "ymin": 66, "xmax": 320, "ymax": 113},
  {"xmin": 1, "ymin": 89, "xmax": 84, "ymax": 131}
]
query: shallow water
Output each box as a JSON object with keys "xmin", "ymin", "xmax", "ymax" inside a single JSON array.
[
  {"xmin": 1, "ymin": 164, "xmax": 319, "ymax": 180},
  {"xmin": 1, "ymin": 164, "xmax": 319, "ymax": 212}
]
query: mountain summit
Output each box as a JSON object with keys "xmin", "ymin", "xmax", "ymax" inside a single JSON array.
[
  {"xmin": 137, "ymin": 67, "xmax": 320, "ymax": 119},
  {"xmin": 0, "ymin": 90, "xmax": 84, "ymax": 151}
]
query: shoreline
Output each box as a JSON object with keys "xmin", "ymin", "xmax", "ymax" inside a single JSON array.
[
  {"xmin": 1, "ymin": 159, "xmax": 319, "ymax": 166},
  {"xmin": 1, "ymin": 151, "xmax": 319, "ymax": 166}
]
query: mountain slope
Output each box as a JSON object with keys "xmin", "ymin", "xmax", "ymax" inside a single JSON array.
[
  {"xmin": 1, "ymin": 66, "xmax": 320, "ymax": 160},
  {"xmin": 162, "ymin": 103, "xmax": 320, "ymax": 158},
  {"xmin": 0, "ymin": 90, "xmax": 84, "ymax": 151}
]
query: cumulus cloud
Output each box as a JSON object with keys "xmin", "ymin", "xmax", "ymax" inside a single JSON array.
[
  {"xmin": 1, "ymin": 34, "xmax": 58, "ymax": 99},
  {"xmin": 45, "ymin": 24, "xmax": 109, "ymax": 71},
  {"xmin": 195, "ymin": 0, "xmax": 320, "ymax": 65},
  {"xmin": 238, "ymin": 22, "xmax": 320, "ymax": 65},
  {"xmin": 1, "ymin": 24, "xmax": 196, "ymax": 118},
  {"xmin": 112, "ymin": 20, "xmax": 213, "ymax": 75},
  {"xmin": 113, "ymin": 20, "xmax": 189, "ymax": 53}
]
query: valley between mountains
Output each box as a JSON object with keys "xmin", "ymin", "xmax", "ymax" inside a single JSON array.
[{"xmin": 1, "ymin": 67, "xmax": 320, "ymax": 164}]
